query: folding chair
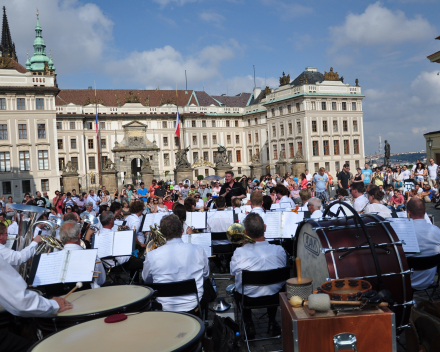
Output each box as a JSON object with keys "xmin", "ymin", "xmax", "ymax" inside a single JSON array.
[
  {"xmin": 239, "ymin": 266, "xmax": 291, "ymax": 352},
  {"xmin": 101, "ymin": 259, "xmax": 139, "ymax": 286},
  {"xmin": 211, "ymin": 232, "xmax": 235, "ymax": 276},
  {"xmin": 147, "ymin": 279, "xmax": 205, "ymax": 319},
  {"xmin": 407, "ymin": 253, "xmax": 440, "ymax": 301}
]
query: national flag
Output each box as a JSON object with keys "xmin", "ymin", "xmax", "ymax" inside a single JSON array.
[
  {"xmin": 95, "ymin": 83, "xmax": 99, "ymax": 140},
  {"xmin": 175, "ymin": 110, "xmax": 180, "ymax": 137}
]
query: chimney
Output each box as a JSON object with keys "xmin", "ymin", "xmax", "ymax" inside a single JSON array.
[{"xmin": 88, "ymin": 86, "xmax": 92, "ymax": 90}]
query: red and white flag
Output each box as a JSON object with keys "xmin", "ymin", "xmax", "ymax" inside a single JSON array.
[{"xmin": 175, "ymin": 110, "xmax": 180, "ymax": 137}]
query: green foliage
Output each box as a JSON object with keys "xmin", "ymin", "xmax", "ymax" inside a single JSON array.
[{"xmin": 197, "ymin": 175, "xmax": 204, "ymax": 180}]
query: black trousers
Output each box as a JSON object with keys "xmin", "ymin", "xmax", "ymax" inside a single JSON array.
[
  {"xmin": 121, "ymin": 256, "xmax": 144, "ymax": 282},
  {"xmin": 0, "ymin": 329, "xmax": 32, "ymax": 352},
  {"xmin": 234, "ymin": 291, "xmax": 279, "ymax": 323}
]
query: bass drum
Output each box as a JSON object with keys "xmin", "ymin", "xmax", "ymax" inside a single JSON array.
[{"xmin": 294, "ymin": 214, "xmax": 412, "ymax": 327}]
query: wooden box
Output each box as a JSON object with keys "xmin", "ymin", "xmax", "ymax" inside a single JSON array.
[{"xmin": 280, "ymin": 293, "xmax": 396, "ymax": 352}]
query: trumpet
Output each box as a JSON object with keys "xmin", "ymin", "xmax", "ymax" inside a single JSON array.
[
  {"xmin": 146, "ymin": 224, "xmax": 166, "ymax": 253},
  {"xmin": 226, "ymin": 223, "xmax": 255, "ymax": 245}
]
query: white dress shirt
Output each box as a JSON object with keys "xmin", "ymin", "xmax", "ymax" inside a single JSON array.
[
  {"xmin": 0, "ymin": 241, "xmax": 38, "ymax": 266},
  {"xmin": 62, "ymin": 243, "xmax": 106, "ymax": 288},
  {"xmin": 142, "ymin": 238, "xmax": 209, "ymax": 312},
  {"xmin": 207, "ymin": 210, "xmax": 232, "ymax": 245},
  {"xmin": 407, "ymin": 219, "xmax": 440, "ymax": 290},
  {"xmin": 310, "ymin": 209, "xmax": 323, "ymax": 219},
  {"xmin": 33, "ymin": 227, "xmax": 51, "ymax": 238},
  {"xmin": 364, "ymin": 203, "xmax": 392, "ymax": 218},
  {"xmin": 97, "ymin": 228, "xmax": 130, "ymax": 266},
  {"xmin": 278, "ymin": 195, "xmax": 295, "ymax": 209},
  {"xmin": 0, "ymin": 253, "xmax": 59, "ymax": 317},
  {"xmin": 353, "ymin": 194, "xmax": 369, "ymax": 212},
  {"xmin": 125, "ymin": 213, "xmax": 143, "ymax": 244},
  {"xmin": 7, "ymin": 221, "xmax": 18, "ymax": 236},
  {"xmin": 88, "ymin": 194, "xmax": 100, "ymax": 212},
  {"xmin": 300, "ymin": 202, "xmax": 309, "ymax": 212},
  {"xmin": 231, "ymin": 241, "xmax": 287, "ymax": 297}
]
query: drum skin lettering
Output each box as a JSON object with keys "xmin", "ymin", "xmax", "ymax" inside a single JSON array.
[{"xmin": 304, "ymin": 233, "xmax": 319, "ymax": 256}]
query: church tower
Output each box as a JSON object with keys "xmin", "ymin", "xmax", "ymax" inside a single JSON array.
[
  {"xmin": 0, "ymin": 6, "xmax": 18, "ymax": 61},
  {"xmin": 28, "ymin": 9, "xmax": 55, "ymax": 74}
]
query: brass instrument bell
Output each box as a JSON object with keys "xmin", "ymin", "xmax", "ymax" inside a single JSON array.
[{"xmin": 226, "ymin": 223, "xmax": 255, "ymax": 245}]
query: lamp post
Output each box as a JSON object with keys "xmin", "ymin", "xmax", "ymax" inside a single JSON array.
[{"xmin": 427, "ymin": 137, "xmax": 433, "ymax": 159}]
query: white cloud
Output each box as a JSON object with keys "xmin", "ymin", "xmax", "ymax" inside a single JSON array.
[
  {"xmin": 329, "ymin": 2, "xmax": 436, "ymax": 51},
  {"xmin": 410, "ymin": 70, "xmax": 440, "ymax": 105},
  {"xmin": 199, "ymin": 11, "xmax": 225, "ymax": 26},
  {"xmin": 206, "ymin": 75, "xmax": 278, "ymax": 96},
  {"xmin": 7, "ymin": 0, "xmax": 113, "ymax": 73},
  {"xmin": 105, "ymin": 40, "xmax": 241, "ymax": 89}
]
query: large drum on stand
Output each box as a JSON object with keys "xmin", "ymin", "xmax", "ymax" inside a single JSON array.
[
  {"xmin": 35, "ymin": 285, "xmax": 153, "ymax": 332},
  {"xmin": 294, "ymin": 214, "xmax": 412, "ymax": 327},
  {"xmin": 29, "ymin": 312, "xmax": 205, "ymax": 352}
]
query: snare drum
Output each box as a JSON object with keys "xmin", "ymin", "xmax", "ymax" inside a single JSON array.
[
  {"xmin": 294, "ymin": 214, "xmax": 412, "ymax": 327},
  {"xmin": 36, "ymin": 285, "xmax": 153, "ymax": 332},
  {"xmin": 30, "ymin": 312, "xmax": 204, "ymax": 352}
]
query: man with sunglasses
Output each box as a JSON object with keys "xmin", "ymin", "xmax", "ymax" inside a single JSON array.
[{"xmin": 337, "ymin": 164, "xmax": 351, "ymax": 192}]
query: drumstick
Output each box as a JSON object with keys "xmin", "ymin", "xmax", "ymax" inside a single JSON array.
[
  {"xmin": 64, "ymin": 282, "xmax": 83, "ymax": 300},
  {"xmin": 95, "ymin": 261, "xmax": 101, "ymax": 264},
  {"xmin": 296, "ymin": 257, "xmax": 302, "ymax": 284},
  {"xmin": 93, "ymin": 275, "xmax": 99, "ymax": 278},
  {"xmin": 92, "ymin": 271, "xmax": 101, "ymax": 273}
]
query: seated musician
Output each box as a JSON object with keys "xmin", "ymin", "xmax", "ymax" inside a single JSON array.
[
  {"xmin": 406, "ymin": 198, "xmax": 440, "ymax": 290},
  {"xmin": 99, "ymin": 211, "xmax": 143, "ymax": 279},
  {"xmin": 0, "ymin": 254, "xmax": 72, "ymax": 352},
  {"xmin": 230, "ymin": 213, "xmax": 287, "ymax": 338},
  {"xmin": 0, "ymin": 223, "xmax": 42, "ymax": 266},
  {"xmin": 350, "ymin": 182, "xmax": 368, "ymax": 213},
  {"xmin": 308, "ymin": 197, "xmax": 323, "ymax": 219},
  {"xmin": 81, "ymin": 202, "xmax": 96, "ymax": 217},
  {"xmin": 142, "ymin": 214, "xmax": 209, "ymax": 314},
  {"xmin": 125, "ymin": 200, "xmax": 146, "ymax": 247},
  {"xmin": 7, "ymin": 215, "xmax": 18, "ymax": 236},
  {"xmin": 299, "ymin": 189, "xmax": 311, "ymax": 210},
  {"xmin": 240, "ymin": 191, "xmax": 265, "ymax": 224},
  {"xmin": 275, "ymin": 184, "xmax": 295, "ymax": 208},
  {"xmin": 207, "ymin": 196, "xmax": 232, "ymax": 273},
  {"xmin": 33, "ymin": 213, "xmax": 50, "ymax": 238},
  {"xmin": 59, "ymin": 221, "xmax": 106, "ymax": 288}
]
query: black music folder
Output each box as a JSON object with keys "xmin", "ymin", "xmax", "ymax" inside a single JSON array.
[{"xmin": 92, "ymin": 230, "xmax": 135, "ymax": 258}]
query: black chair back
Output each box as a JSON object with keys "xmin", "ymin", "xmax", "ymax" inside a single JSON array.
[
  {"xmin": 148, "ymin": 279, "xmax": 198, "ymax": 298},
  {"xmin": 242, "ymin": 266, "xmax": 290, "ymax": 287},
  {"xmin": 211, "ymin": 232, "xmax": 228, "ymax": 241},
  {"xmin": 407, "ymin": 254, "xmax": 440, "ymax": 271}
]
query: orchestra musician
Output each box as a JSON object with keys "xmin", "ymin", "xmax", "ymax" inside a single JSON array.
[
  {"xmin": 32, "ymin": 213, "xmax": 50, "ymax": 238},
  {"xmin": 406, "ymin": 198, "xmax": 440, "ymax": 290},
  {"xmin": 350, "ymin": 182, "xmax": 368, "ymax": 213},
  {"xmin": 125, "ymin": 201, "xmax": 146, "ymax": 247},
  {"xmin": 59, "ymin": 221, "xmax": 106, "ymax": 288},
  {"xmin": 308, "ymin": 197, "xmax": 323, "ymax": 219},
  {"xmin": 230, "ymin": 213, "xmax": 287, "ymax": 339},
  {"xmin": 299, "ymin": 189, "xmax": 311, "ymax": 210},
  {"xmin": 0, "ymin": 254, "xmax": 72, "ymax": 352},
  {"xmin": 0, "ymin": 223, "xmax": 42, "ymax": 266},
  {"xmin": 275, "ymin": 184, "xmax": 295, "ymax": 208},
  {"xmin": 142, "ymin": 214, "xmax": 209, "ymax": 315}
]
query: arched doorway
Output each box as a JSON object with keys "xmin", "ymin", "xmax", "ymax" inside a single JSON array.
[{"xmin": 131, "ymin": 158, "xmax": 143, "ymax": 184}]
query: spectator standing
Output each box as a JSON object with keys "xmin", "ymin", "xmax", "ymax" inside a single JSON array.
[
  {"xmin": 372, "ymin": 167, "xmax": 384, "ymax": 187},
  {"xmin": 305, "ymin": 169, "xmax": 313, "ymax": 184},
  {"xmin": 42, "ymin": 192, "xmax": 51, "ymax": 207},
  {"xmin": 414, "ymin": 163, "xmax": 426, "ymax": 187},
  {"xmin": 53, "ymin": 191, "xmax": 64, "ymax": 216},
  {"xmin": 5, "ymin": 197, "xmax": 15, "ymax": 220},
  {"xmin": 361, "ymin": 163, "xmax": 373, "ymax": 184},
  {"xmin": 401, "ymin": 165, "xmax": 411, "ymax": 181},
  {"xmin": 137, "ymin": 182, "xmax": 149, "ymax": 203},
  {"xmin": 352, "ymin": 167, "xmax": 364, "ymax": 183},
  {"xmin": 148, "ymin": 180, "xmax": 159, "ymax": 197},
  {"xmin": 126, "ymin": 184, "xmax": 133, "ymax": 200},
  {"xmin": 427, "ymin": 158, "xmax": 438, "ymax": 188},
  {"xmin": 35, "ymin": 192, "xmax": 47, "ymax": 208},
  {"xmin": 394, "ymin": 166, "xmax": 403, "ymax": 191},
  {"xmin": 313, "ymin": 167, "xmax": 329, "ymax": 204},
  {"xmin": 155, "ymin": 182, "xmax": 166, "ymax": 198},
  {"xmin": 337, "ymin": 164, "xmax": 351, "ymax": 191}
]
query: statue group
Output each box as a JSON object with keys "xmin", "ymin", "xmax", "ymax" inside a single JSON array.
[{"xmin": 384, "ymin": 140, "xmax": 391, "ymax": 166}]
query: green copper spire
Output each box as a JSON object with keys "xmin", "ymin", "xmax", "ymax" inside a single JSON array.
[{"xmin": 29, "ymin": 9, "xmax": 53, "ymax": 72}]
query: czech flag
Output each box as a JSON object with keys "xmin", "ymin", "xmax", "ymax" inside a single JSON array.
[{"xmin": 175, "ymin": 110, "xmax": 180, "ymax": 137}]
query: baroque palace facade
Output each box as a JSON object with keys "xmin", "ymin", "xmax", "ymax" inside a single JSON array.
[{"xmin": 0, "ymin": 9, "xmax": 365, "ymax": 198}]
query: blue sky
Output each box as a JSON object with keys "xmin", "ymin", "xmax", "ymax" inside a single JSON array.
[{"xmin": 5, "ymin": 0, "xmax": 440, "ymax": 154}]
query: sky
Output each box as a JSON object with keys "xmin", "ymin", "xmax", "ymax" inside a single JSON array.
[{"xmin": 4, "ymin": 0, "xmax": 440, "ymax": 154}]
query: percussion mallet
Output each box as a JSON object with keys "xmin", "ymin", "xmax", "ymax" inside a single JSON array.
[
  {"xmin": 64, "ymin": 282, "xmax": 83, "ymax": 300},
  {"xmin": 286, "ymin": 257, "xmax": 313, "ymax": 300},
  {"xmin": 290, "ymin": 294, "xmax": 389, "ymax": 311}
]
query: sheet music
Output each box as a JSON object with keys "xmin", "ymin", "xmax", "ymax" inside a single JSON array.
[
  {"xmin": 282, "ymin": 212, "xmax": 304, "ymax": 238},
  {"xmin": 238, "ymin": 213, "xmax": 247, "ymax": 223},
  {"xmin": 270, "ymin": 203, "xmax": 280, "ymax": 210},
  {"xmin": 240, "ymin": 205, "xmax": 251, "ymax": 213},
  {"xmin": 94, "ymin": 231, "xmax": 114, "ymax": 258},
  {"xmin": 5, "ymin": 235, "xmax": 16, "ymax": 249},
  {"xmin": 113, "ymin": 231, "xmax": 134, "ymax": 256},
  {"xmin": 396, "ymin": 211, "xmax": 432, "ymax": 224},
  {"xmin": 264, "ymin": 212, "xmax": 282, "ymax": 239},
  {"xmin": 191, "ymin": 233, "xmax": 212, "ymax": 257},
  {"xmin": 63, "ymin": 249, "xmax": 97, "ymax": 283},
  {"xmin": 389, "ymin": 218, "xmax": 420, "ymax": 253},
  {"xmin": 33, "ymin": 251, "xmax": 65, "ymax": 286},
  {"xmin": 207, "ymin": 210, "xmax": 233, "ymax": 222},
  {"xmin": 142, "ymin": 214, "xmax": 156, "ymax": 231},
  {"xmin": 114, "ymin": 220, "xmax": 123, "ymax": 227},
  {"xmin": 188, "ymin": 212, "xmax": 206, "ymax": 229}
]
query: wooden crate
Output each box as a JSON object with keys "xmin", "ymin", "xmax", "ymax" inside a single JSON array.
[{"xmin": 280, "ymin": 293, "xmax": 396, "ymax": 352}]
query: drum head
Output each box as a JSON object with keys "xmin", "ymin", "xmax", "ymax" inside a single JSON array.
[
  {"xmin": 30, "ymin": 312, "xmax": 204, "ymax": 352},
  {"xmin": 57, "ymin": 286, "xmax": 152, "ymax": 317},
  {"xmin": 296, "ymin": 222, "xmax": 329, "ymax": 290}
]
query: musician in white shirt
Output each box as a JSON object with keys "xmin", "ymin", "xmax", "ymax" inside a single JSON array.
[
  {"xmin": 0, "ymin": 254, "xmax": 72, "ymax": 351},
  {"xmin": 59, "ymin": 221, "xmax": 106, "ymax": 288},
  {"xmin": 33, "ymin": 213, "xmax": 51, "ymax": 238},
  {"xmin": 299, "ymin": 189, "xmax": 311, "ymax": 211},
  {"xmin": 125, "ymin": 201, "xmax": 145, "ymax": 246},
  {"xmin": 309, "ymin": 198, "xmax": 323, "ymax": 219},
  {"xmin": 350, "ymin": 182, "xmax": 369, "ymax": 213},
  {"xmin": 0, "ymin": 223, "xmax": 42, "ymax": 266},
  {"xmin": 142, "ymin": 214, "xmax": 209, "ymax": 314},
  {"xmin": 406, "ymin": 198, "xmax": 440, "ymax": 290},
  {"xmin": 275, "ymin": 184, "xmax": 295, "ymax": 208},
  {"xmin": 231, "ymin": 213, "xmax": 287, "ymax": 338},
  {"xmin": 240, "ymin": 191, "xmax": 265, "ymax": 223},
  {"xmin": 7, "ymin": 216, "xmax": 18, "ymax": 236}
]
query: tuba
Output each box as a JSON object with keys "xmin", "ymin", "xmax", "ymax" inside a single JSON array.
[
  {"xmin": 80, "ymin": 213, "xmax": 100, "ymax": 240},
  {"xmin": 33, "ymin": 220, "xmax": 64, "ymax": 255},
  {"xmin": 226, "ymin": 223, "xmax": 255, "ymax": 245},
  {"xmin": 145, "ymin": 224, "xmax": 166, "ymax": 253},
  {"xmin": 10, "ymin": 204, "xmax": 50, "ymax": 279}
]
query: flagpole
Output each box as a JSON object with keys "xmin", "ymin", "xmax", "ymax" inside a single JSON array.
[
  {"xmin": 176, "ymin": 84, "xmax": 181, "ymax": 150},
  {"xmin": 95, "ymin": 82, "xmax": 102, "ymax": 186}
]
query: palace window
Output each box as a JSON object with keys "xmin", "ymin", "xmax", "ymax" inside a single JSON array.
[
  {"xmin": 288, "ymin": 123, "xmax": 292, "ymax": 134},
  {"xmin": 256, "ymin": 148, "xmax": 259, "ymax": 156},
  {"xmin": 88, "ymin": 156, "xmax": 95, "ymax": 170},
  {"xmin": 2, "ymin": 182, "xmax": 11, "ymax": 194},
  {"xmin": 333, "ymin": 120, "xmax": 338, "ymax": 132},
  {"xmin": 281, "ymin": 144, "xmax": 285, "ymax": 158},
  {"xmin": 101, "ymin": 139, "xmax": 106, "ymax": 149},
  {"xmin": 87, "ymin": 122, "xmax": 93, "ymax": 130},
  {"xmin": 228, "ymin": 151, "xmax": 232, "ymax": 162},
  {"xmin": 334, "ymin": 140, "xmax": 340, "ymax": 155},
  {"xmin": 0, "ymin": 98, "xmax": 5, "ymax": 109},
  {"xmin": 342, "ymin": 102, "xmax": 347, "ymax": 110},
  {"xmin": 203, "ymin": 135, "xmax": 207, "ymax": 145},
  {"xmin": 254, "ymin": 117, "xmax": 257, "ymax": 124},
  {"xmin": 0, "ymin": 124, "xmax": 7, "ymax": 139},
  {"xmin": 235, "ymin": 120, "xmax": 239, "ymax": 127},
  {"xmin": 297, "ymin": 121, "xmax": 301, "ymax": 134},
  {"xmin": 323, "ymin": 140, "xmax": 329, "ymax": 155},
  {"xmin": 71, "ymin": 139, "xmax": 77, "ymax": 149},
  {"xmin": 354, "ymin": 139, "xmax": 360, "ymax": 154},
  {"xmin": 202, "ymin": 121, "xmax": 206, "ymax": 128},
  {"xmin": 289, "ymin": 143, "xmax": 294, "ymax": 158},
  {"xmin": 174, "ymin": 137, "xmax": 179, "ymax": 147},
  {"xmin": 312, "ymin": 121, "xmax": 317, "ymax": 132},
  {"xmin": 69, "ymin": 122, "xmax": 75, "ymax": 129},
  {"xmin": 71, "ymin": 157, "xmax": 78, "ymax": 171},
  {"xmin": 191, "ymin": 120, "xmax": 196, "ymax": 127},
  {"xmin": 41, "ymin": 179, "xmax": 49, "ymax": 192},
  {"xmin": 192, "ymin": 136, "xmax": 197, "ymax": 145},
  {"xmin": 323, "ymin": 120, "xmax": 328, "ymax": 132},
  {"xmin": 352, "ymin": 102, "xmax": 356, "ymax": 111},
  {"xmin": 58, "ymin": 158, "xmax": 65, "ymax": 171},
  {"xmin": 22, "ymin": 181, "xmax": 31, "ymax": 194},
  {"xmin": 321, "ymin": 102, "xmax": 326, "ymax": 110},
  {"xmin": 101, "ymin": 156, "xmax": 107, "ymax": 167},
  {"xmin": 280, "ymin": 124, "xmax": 284, "ymax": 136},
  {"xmin": 353, "ymin": 120, "xmax": 358, "ymax": 132},
  {"xmin": 297, "ymin": 142, "xmax": 303, "ymax": 156},
  {"xmin": 99, "ymin": 122, "xmax": 105, "ymax": 130},
  {"xmin": 315, "ymin": 163, "xmax": 319, "ymax": 173},
  {"xmin": 311, "ymin": 101, "xmax": 316, "ymax": 110},
  {"xmin": 37, "ymin": 124, "xmax": 46, "ymax": 138},
  {"xmin": 273, "ymin": 145, "xmax": 278, "ymax": 159},
  {"xmin": 266, "ymin": 148, "xmax": 269, "ymax": 161},
  {"xmin": 296, "ymin": 103, "xmax": 300, "ymax": 111},
  {"xmin": 343, "ymin": 120, "xmax": 348, "ymax": 132},
  {"xmin": 272, "ymin": 125, "xmax": 276, "ymax": 137},
  {"xmin": 18, "ymin": 124, "xmax": 27, "ymax": 139},
  {"xmin": 205, "ymin": 169, "xmax": 209, "ymax": 176},
  {"xmin": 56, "ymin": 122, "xmax": 62, "ymax": 130},
  {"xmin": 335, "ymin": 161, "xmax": 340, "ymax": 172},
  {"xmin": 226, "ymin": 120, "xmax": 230, "ymax": 127},
  {"xmin": 227, "ymin": 135, "xmax": 231, "ymax": 144},
  {"xmin": 19, "ymin": 151, "xmax": 30, "ymax": 171},
  {"xmin": 271, "ymin": 108, "xmax": 275, "ymax": 117},
  {"xmin": 325, "ymin": 162, "xmax": 330, "ymax": 171},
  {"xmin": 203, "ymin": 151, "xmax": 208, "ymax": 160},
  {"xmin": 212, "ymin": 120, "xmax": 215, "ymax": 127},
  {"xmin": 255, "ymin": 132, "xmax": 259, "ymax": 142},
  {"xmin": 36, "ymin": 98, "xmax": 44, "ymax": 110},
  {"xmin": 312, "ymin": 141, "xmax": 319, "ymax": 156},
  {"xmin": 287, "ymin": 105, "xmax": 291, "ymax": 113},
  {"xmin": 38, "ymin": 150, "xmax": 49, "ymax": 170},
  {"xmin": 235, "ymin": 135, "xmax": 240, "ymax": 143},
  {"xmin": 248, "ymin": 134, "xmax": 251, "ymax": 143},
  {"xmin": 193, "ymin": 152, "xmax": 198, "ymax": 161},
  {"xmin": 162, "ymin": 121, "xmax": 167, "ymax": 128},
  {"xmin": 279, "ymin": 107, "xmax": 283, "ymax": 116},
  {"xmin": 212, "ymin": 135, "xmax": 217, "ymax": 144},
  {"xmin": 332, "ymin": 102, "xmax": 337, "ymax": 110},
  {"xmin": 163, "ymin": 137, "xmax": 168, "ymax": 146},
  {"xmin": 249, "ymin": 149, "xmax": 252, "ymax": 161},
  {"xmin": 57, "ymin": 139, "xmax": 63, "ymax": 149},
  {"xmin": 213, "ymin": 151, "xmax": 217, "ymax": 161},
  {"xmin": 164, "ymin": 153, "xmax": 170, "ymax": 166},
  {"xmin": 17, "ymin": 98, "xmax": 25, "ymax": 110},
  {"xmin": 236, "ymin": 150, "xmax": 241, "ymax": 162},
  {"xmin": 344, "ymin": 140, "xmax": 350, "ymax": 154}
]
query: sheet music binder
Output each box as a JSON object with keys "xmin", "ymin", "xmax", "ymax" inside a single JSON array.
[
  {"xmin": 92, "ymin": 230, "xmax": 135, "ymax": 258},
  {"xmin": 186, "ymin": 212, "xmax": 207, "ymax": 229}
]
